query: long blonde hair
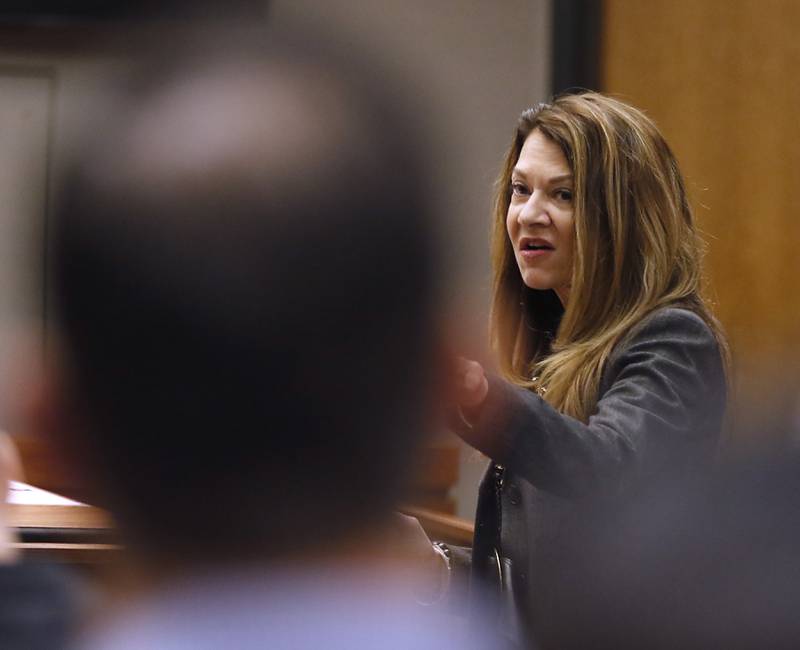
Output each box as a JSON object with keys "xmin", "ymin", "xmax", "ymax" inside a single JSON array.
[{"xmin": 490, "ymin": 92, "xmax": 727, "ymax": 422}]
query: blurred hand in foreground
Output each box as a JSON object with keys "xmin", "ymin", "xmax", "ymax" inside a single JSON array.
[{"xmin": 454, "ymin": 357, "xmax": 489, "ymax": 412}]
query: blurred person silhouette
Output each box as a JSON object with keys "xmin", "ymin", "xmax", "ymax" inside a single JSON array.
[
  {"xmin": 7, "ymin": 32, "xmax": 500, "ymax": 650},
  {"xmin": 529, "ymin": 420, "xmax": 800, "ymax": 650}
]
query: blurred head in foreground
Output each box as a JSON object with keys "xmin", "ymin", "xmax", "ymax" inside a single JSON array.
[{"xmin": 45, "ymin": 34, "xmax": 438, "ymax": 564}]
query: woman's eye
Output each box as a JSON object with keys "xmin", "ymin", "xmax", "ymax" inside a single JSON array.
[
  {"xmin": 555, "ymin": 189, "xmax": 573, "ymax": 202},
  {"xmin": 511, "ymin": 182, "xmax": 529, "ymax": 196}
]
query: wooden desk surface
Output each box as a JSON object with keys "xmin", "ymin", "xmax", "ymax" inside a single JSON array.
[
  {"xmin": 8, "ymin": 490, "xmax": 474, "ymax": 563},
  {"xmin": 9, "ymin": 502, "xmax": 112, "ymax": 530},
  {"xmin": 10, "ymin": 434, "xmax": 474, "ymax": 559},
  {"xmin": 8, "ymin": 491, "xmax": 120, "ymax": 563}
]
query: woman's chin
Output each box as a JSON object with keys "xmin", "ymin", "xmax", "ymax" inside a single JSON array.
[{"xmin": 520, "ymin": 273, "xmax": 555, "ymax": 292}]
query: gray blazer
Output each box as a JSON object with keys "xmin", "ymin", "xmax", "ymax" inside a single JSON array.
[{"xmin": 451, "ymin": 307, "xmax": 727, "ymax": 644}]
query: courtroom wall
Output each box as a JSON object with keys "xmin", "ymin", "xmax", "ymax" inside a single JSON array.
[{"xmin": 602, "ymin": 0, "xmax": 800, "ymax": 443}]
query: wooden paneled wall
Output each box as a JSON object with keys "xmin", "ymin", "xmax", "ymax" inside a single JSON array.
[{"xmin": 602, "ymin": 0, "xmax": 800, "ymax": 443}]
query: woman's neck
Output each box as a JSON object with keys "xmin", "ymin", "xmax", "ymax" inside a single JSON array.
[{"xmin": 555, "ymin": 285, "xmax": 570, "ymax": 307}]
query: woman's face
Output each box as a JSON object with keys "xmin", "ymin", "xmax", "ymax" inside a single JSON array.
[{"xmin": 506, "ymin": 128, "xmax": 575, "ymax": 305}]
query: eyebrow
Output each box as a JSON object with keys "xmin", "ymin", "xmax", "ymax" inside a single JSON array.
[{"xmin": 511, "ymin": 169, "xmax": 574, "ymax": 184}]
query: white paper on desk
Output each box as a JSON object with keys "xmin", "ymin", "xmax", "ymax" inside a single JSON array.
[{"xmin": 6, "ymin": 480, "xmax": 86, "ymax": 506}]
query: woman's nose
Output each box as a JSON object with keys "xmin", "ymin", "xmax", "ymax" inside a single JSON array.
[{"xmin": 518, "ymin": 192, "xmax": 551, "ymax": 226}]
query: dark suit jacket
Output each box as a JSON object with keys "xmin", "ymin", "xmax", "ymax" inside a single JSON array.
[{"xmin": 452, "ymin": 307, "xmax": 727, "ymax": 645}]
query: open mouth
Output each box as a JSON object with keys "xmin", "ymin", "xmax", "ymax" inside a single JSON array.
[{"xmin": 520, "ymin": 239, "xmax": 554, "ymax": 252}]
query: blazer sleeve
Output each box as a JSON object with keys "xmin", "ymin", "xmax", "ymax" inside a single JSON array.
[{"xmin": 454, "ymin": 308, "xmax": 726, "ymax": 497}]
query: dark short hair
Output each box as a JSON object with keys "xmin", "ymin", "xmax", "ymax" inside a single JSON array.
[{"xmin": 51, "ymin": 34, "xmax": 436, "ymax": 558}]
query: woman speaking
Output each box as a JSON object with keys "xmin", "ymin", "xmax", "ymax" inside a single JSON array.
[{"xmin": 417, "ymin": 92, "xmax": 728, "ymax": 644}]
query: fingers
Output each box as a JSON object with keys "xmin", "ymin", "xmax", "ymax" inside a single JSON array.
[
  {"xmin": 463, "ymin": 362, "xmax": 483, "ymax": 391},
  {"xmin": 455, "ymin": 357, "xmax": 489, "ymax": 409},
  {"xmin": 392, "ymin": 513, "xmax": 432, "ymax": 547},
  {"xmin": 387, "ymin": 513, "xmax": 436, "ymax": 569}
]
